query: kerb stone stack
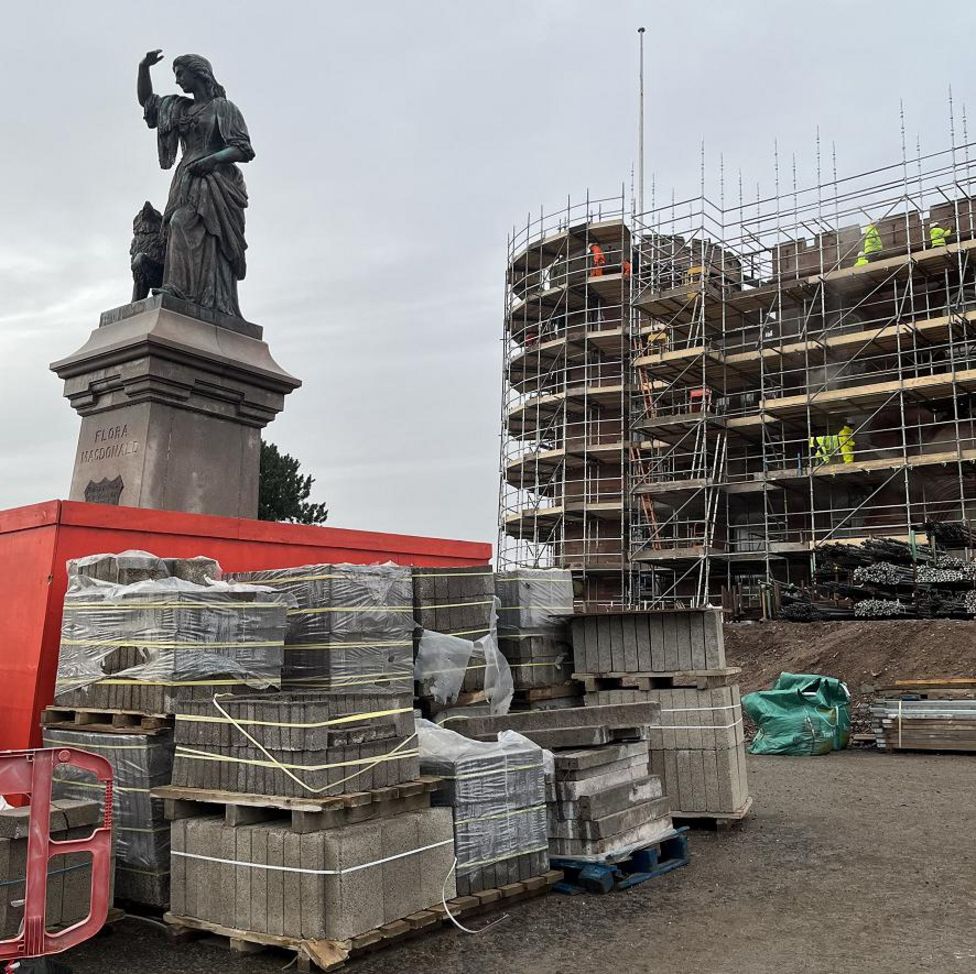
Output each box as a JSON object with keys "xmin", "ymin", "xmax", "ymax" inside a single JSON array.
[{"xmin": 572, "ymin": 609, "xmax": 751, "ymax": 824}]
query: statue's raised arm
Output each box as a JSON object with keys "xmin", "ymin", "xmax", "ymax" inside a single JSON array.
[
  {"xmin": 136, "ymin": 51, "xmax": 255, "ymax": 319},
  {"xmin": 137, "ymin": 49, "xmax": 164, "ymax": 107}
]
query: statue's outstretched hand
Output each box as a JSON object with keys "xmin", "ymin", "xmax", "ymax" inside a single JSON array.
[{"xmin": 141, "ymin": 50, "xmax": 164, "ymax": 68}]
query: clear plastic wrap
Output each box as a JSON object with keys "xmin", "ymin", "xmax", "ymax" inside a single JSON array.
[
  {"xmin": 171, "ymin": 690, "xmax": 419, "ymax": 798},
  {"xmin": 494, "ymin": 570, "xmax": 574, "ymax": 693},
  {"xmin": 414, "ymin": 600, "xmax": 513, "ymax": 716},
  {"xmin": 234, "ymin": 563, "xmax": 415, "ymax": 694},
  {"xmin": 411, "ymin": 567, "xmax": 494, "ymax": 693},
  {"xmin": 68, "ymin": 550, "xmax": 220, "ymax": 586},
  {"xmin": 54, "ymin": 574, "xmax": 292, "ymax": 714},
  {"xmin": 494, "ymin": 569, "xmax": 575, "ymax": 635},
  {"xmin": 42, "ymin": 727, "xmax": 174, "ymax": 907},
  {"xmin": 417, "ymin": 719, "xmax": 548, "ymax": 893}
]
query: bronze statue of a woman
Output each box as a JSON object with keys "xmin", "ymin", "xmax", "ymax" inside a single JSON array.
[{"xmin": 137, "ymin": 51, "xmax": 254, "ymax": 318}]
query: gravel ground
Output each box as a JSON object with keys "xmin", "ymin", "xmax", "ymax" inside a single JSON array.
[{"xmin": 68, "ymin": 750, "xmax": 976, "ymax": 974}]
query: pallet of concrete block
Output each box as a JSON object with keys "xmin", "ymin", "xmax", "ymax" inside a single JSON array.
[
  {"xmin": 169, "ymin": 691, "xmax": 420, "ymax": 798},
  {"xmin": 645, "ymin": 686, "xmax": 752, "ymax": 828},
  {"xmin": 54, "ymin": 553, "xmax": 290, "ymax": 715},
  {"xmin": 416, "ymin": 720, "xmax": 550, "ymax": 895},
  {"xmin": 166, "ymin": 865, "xmax": 562, "ymax": 973},
  {"xmin": 547, "ymin": 739, "xmax": 676, "ymax": 863},
  {"xmin": 43, "ymin": 726, "xmax": 174, "ymax": 909},
  {"xmin": 165, "ymin": 797, "xmax": 456, "ymax": 969},
  {"xmin": 495, "ymin": 569, "xmax": 577, "ymax": 701},
  {"xmin": 0, "ymin": 798, "xmax": 105, "ymax": 936},
  {"xmin": 233, "ymin": 563, "xmax": 415, "ymax": 693},
  {"xmin": 870, "ymin": 697, "xmax": 976, "ymax": 753},
  {"xmin": 412, "ymin": 566, "xmax": 495, "ymax": 695},
  {"xmin": 571, "ymin": 607, "xmax": 726, "ymax": 678}
]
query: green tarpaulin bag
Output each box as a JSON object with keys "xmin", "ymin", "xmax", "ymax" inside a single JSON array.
[{"xmin": 742, "ymin": 671, "xmax": 851, "ymax": 755}]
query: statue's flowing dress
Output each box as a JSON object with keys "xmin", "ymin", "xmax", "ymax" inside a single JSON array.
[{"xmin": 143, "ymin": 93, "xmax": 254, "ymax": 317}]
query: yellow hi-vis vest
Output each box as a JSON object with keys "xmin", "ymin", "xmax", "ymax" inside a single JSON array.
[
  {"xmin": 809, "ymin": 429, "xmax": 855, "ymax": 465},
  {"xmin": 930, "ymin": 224, "xmax": 951, "ymax": 248},
  {"xmin": 837, "ymin": 425, "xmax": 855, "ymax": 464},
  {"xmin": 863, "ymin": 224, "xmax": 883, "ymax": 255}
]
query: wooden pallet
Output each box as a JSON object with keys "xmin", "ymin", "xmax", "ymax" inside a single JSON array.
[
  {"xmin": 42, "ymin": 706, "xmax": 173, "ymax": 734},
  {"xmin": 574, "ymin": 667, "xmax": 741, "ymax": 691},
  {"xmin": 551, "ymin": 828, "xmax": 689, "ymax": 894},
  {"xmin": 164, "ymin": 870, "xmax": 563, "ymax": 972},
  {"xmin": 153, "ymin": 777, "xmax": 443, "ymax": 832},
  {"xmin": 671, "ymin": 796, "xmax": 753, "ymax": 831},
  {"xmin": 512, "ymin": 682, "xmax": 582, "ymax": 703}
]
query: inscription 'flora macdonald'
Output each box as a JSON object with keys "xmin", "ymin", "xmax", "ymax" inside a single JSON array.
[{"xmin": 81, "ymin": 424, "xmax": 140, "ymax": 464}]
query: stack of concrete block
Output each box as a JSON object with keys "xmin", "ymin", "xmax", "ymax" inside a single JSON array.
[
  {"xmin": 438, "ymin": 702, "xmax": 670, "ymax": 862},
  {"xmin": 418, "ymin": 722, "xmax": 548, "ymax": 895},
  {"xmin": 645, "ymin": 686, "xmax": 749, "ymax": 817},
  {"xmin": 572, "ymin": 609, "xmax": 751, "ymax": 820},
  {"xmin": 43, "ymin": 727, "xmax": 174, "ymax": 908},
  {"xmin": 548, "ymin": 740, "xmax": 673, "ymax": 859},
  {"xmin": 170, "ymin": 805, "xmax": 455, "ymax": 942},
  {"xmin": 495, "ymin": 569, "xmax": 577, "ymax": 708},
  {"xmin": 54, "ymin": 555, "xmax": 289, "ymax": 714},
  {"xmin": 235, "ymin": 564, "xmax": 415, "ymax": 694},
  {"xmin": 0, "ymin": 799, "xmax": 103, "ymax": 936},
  {"xmin": 68, "ymin": 551, "xmax": 220, "ymax": 586},
  {"xmin": 412, "ymin": 566, "xmax": 494, "ymax": 697},
  {"xmin": 170, "ymin": 691, "xmax": 419, "ymax": 798}
]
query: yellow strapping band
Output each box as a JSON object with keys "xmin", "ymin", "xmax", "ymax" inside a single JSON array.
[
  {"xmin": 64, "ymin": 602, "xmax": 283, "ymax": 611},
  {"xmin": 460, "ymin": 843, "xmax": 550, "ymax": 871},
  {"xmin": 61, "ymin": 639, "xmax": 283, "ymax": 649},
  {"xmin": 289, "ymin": 606, "xmax": 415, "ymax": 615},
  {"xmin": 52, "ymin": 777, "xmax": 149, "ymax": 795},
  {"xmin": 455, "ymin": 803, "xmax": 547, "ymax": 827},
  {"xmin": 174, "ymin": 745, "xmax": 418, "ymax": 772},
  {"xmin": 178, "ymin": 705, "xmax": 411, "ymax": 730}
]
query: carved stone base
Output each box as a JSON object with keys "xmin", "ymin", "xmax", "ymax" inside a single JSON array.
[{"xmin": 50, "ymin": 294, "xmax": 301, "ymax": 518}]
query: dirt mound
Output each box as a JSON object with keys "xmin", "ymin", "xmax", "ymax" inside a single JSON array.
[
  {"xmin": 725, "ymin": 619, "xmax": 976, "ymax": 695},
  {"xmin": 725, "ymin": 619, "xmax": 976, "ymax": 734}
]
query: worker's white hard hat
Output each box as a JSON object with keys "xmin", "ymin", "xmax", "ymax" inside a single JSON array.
[{"xmin": 932, "ymin": 220, "xmax": 942, "ymax": 226}]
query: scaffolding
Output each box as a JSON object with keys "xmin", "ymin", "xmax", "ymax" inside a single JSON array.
[
  {"xmin": 632, "ymin": 137, "xmax": 976, "ymax": 609},
  {"xmin": 497, "ymin": 191, "xmax": 633, "ymax": 606},
  {"xmin": 498, "ymin": 135, "xmax": 976, "ymax": 612}
]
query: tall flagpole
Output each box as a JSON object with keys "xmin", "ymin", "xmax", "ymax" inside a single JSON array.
[{"xmin": 638, "ymin": 26, "xmax": 646, "ymax": 217}]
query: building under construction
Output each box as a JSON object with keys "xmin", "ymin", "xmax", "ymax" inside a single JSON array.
[{"xmin": 498, "ymin": 141, "xmax": 976, "ymax": 611}]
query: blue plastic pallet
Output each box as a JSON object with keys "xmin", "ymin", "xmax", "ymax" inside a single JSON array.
[{"xmin": 550, "ymin": 827, "xmax": 690, "ymax": 894}]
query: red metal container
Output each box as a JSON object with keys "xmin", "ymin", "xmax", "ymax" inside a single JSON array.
[{"xmin": 0, "ymin": 500, "xmax": 492, "ymax": 750}]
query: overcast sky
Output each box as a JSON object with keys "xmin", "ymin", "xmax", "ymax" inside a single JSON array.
[{"xmin": 3, "ymin": 1, "xmax": 976, "ymax": 548}]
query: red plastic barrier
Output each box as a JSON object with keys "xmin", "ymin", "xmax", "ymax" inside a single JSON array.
[{"xmin": 0, "ymin": 748, "xmax": 112, "ymax": 960}]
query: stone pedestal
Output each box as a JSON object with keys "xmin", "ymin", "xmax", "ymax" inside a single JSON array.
[{"xmin": 50, "ymin": 294, "xmax": 301, "ymax": 518}]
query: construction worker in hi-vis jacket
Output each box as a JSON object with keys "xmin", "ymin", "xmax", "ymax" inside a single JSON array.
[
  {"xmin": 929, "ymin": 220, "xmax": 953, "ymax": 248},
  {"xmin": 854, "ymin": 223, "xmax": 883, "ymax": 267}
]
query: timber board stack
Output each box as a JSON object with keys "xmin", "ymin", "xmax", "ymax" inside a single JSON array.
[
  {"xmin": 572, "ymin": 609, "xmax": 751, "ymax": 827},
  {"xmin": 47, "ymin": 551, "xmax": 291, "ymax": 909},
  {"xmin": 870, "ymin": 680, "xmax": 976, "ymax": 752},
  {"xmin": 445, "ymin": 702, "xmax": 680, "ymax": 865},
  {"xmin": 495, "ymin": 569, "xmax": 579, "ymax": 711},
  {"xmin": 412, "ymin": 566, "xmax": 495, "ymax": 710}
]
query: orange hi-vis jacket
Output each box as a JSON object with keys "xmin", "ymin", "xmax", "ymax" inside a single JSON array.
[{"xmin": 589, "ymin": 243, "xmax": 606, "ymax": 276}]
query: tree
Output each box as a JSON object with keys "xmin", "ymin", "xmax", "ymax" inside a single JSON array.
[{"xmin": 258, "ymin": 441, "xmax": 329, "ymax": 524}]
